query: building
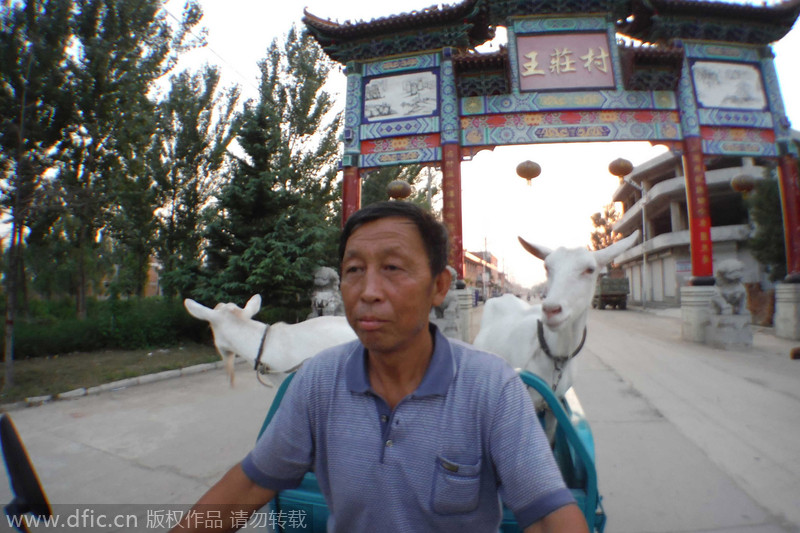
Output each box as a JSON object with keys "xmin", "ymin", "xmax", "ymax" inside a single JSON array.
[
  {"xmin": 463, "ymin": 250, "xmax": 530, "ymax": 300},
  {"xmin": 611, "ymin": 151, "xmax": 773, "ymax": 310},
  {"xmin": 464, "ymin": 250, "xmax": 504, "ymax": 299}
]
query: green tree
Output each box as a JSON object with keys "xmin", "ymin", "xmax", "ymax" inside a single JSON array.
[
  {"xmin": 55, "ymin": 0, "xmax": 203, "ymax": 316},
  {"xmin": 23, "ymin": 180, "xmax": 76, "ymax": 300},
  {"xmin": 1, "ymin": 0, "xmax": 73, "ymax": 387},
  {"xmin": 152, "ymin": 66, "xmax": 241, "ymax": 299},
  {"xmin": 589, "ymin": 203, "xmax": 621, "ymax": 251},
  {"xmin": 747, "ymin": 175, "xmax": 786, "ymax": 281},
  {"xmin": 104, "ymin": 90, "xmax": 160, "ymax": 299},
  {"xmin": 197, "ymin": 27, "xmax": 341, "ymax": 321},
  {"xmin": 360, "ymin": 164, "xmax": 441, "ymax": 212}
]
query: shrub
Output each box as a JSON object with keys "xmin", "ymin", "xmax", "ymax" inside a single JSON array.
[{"xmin": 1, "ymin": 297, "xmax": 211, "ymax": 358}]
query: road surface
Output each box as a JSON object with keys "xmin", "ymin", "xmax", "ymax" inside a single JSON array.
[{"xmin": 1, "ymin": 307, "xmax": 798, "ymax": 532}]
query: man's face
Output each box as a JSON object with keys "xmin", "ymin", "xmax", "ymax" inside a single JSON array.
[{"xmin": 340, "ymin": 217, "xmax": 450, "ymax": 359}]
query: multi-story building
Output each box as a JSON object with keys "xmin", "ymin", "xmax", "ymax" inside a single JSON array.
[
  {"xmin": 611, "ymin": 151, "xmax": 775, "ymax": 311},
  {"xmin": 464, "ymin": 250, "xmax": 504, "ymax": 299}
]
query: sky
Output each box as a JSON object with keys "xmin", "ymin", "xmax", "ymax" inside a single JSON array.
[{"xmin": 166, "ymin": 0, "xmax": 800, "ymax": 287}]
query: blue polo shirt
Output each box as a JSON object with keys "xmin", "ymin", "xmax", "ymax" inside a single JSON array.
[{"xmin": 242, "ymin": 326, "xmax": 573, "ymax": 532}]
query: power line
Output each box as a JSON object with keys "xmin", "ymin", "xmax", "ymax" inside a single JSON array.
[{"xmin": 161, "ymin": 4, "xmax": 260, "ymax": 94}]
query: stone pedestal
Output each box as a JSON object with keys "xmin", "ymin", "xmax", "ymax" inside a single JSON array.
[
  {"xmin": 681, "ymin": 286, "xmax": 716, "ymax": 342},
  {"xmin": 705, "ymin": 314, "xmax": 753, "ymax": 349},
  {"xmin": 774, "ymin": 283, "xmax": 800, "ymax": 340},
  {"xmin": 456, "ymin": 289, "xmax": 474, "ymax": 343}
]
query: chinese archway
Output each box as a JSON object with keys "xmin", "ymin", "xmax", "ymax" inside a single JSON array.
[{"xmin": 303, "ymin": 0, "xmax": 800, "ymax": 285}]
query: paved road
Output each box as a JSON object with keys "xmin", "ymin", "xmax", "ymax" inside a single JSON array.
[
  {"xmin": 1, "ymin": 308, "xmax": 799, "ymax": 532},
  {"xmin": 576, "ymin": 308, "xmax": 800, "ymax": 533}
]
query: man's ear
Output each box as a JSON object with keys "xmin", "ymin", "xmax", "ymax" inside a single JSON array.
[{"xmin": 432, "ymin": 267, "xmax": 452, "ymax": 306}]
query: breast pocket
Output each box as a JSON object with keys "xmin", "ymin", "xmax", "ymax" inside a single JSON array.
[{"xmin": 431, "ymin": 455, "xmax": 482, "ymax": 515}]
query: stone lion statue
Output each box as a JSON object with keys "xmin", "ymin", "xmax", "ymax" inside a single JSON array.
[
  {"xmin": 709, "ymin": 259, "xmax": 749, "ymax": 316},
  {"xmin": 308, "ymin": 266, "xmax": 345, "ymax": 319},
  {"xmin": 430, "ymin": 266, "xmax": 461, "ymax": 337}
]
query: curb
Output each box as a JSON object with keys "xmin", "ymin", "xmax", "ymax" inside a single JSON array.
[{"xmin": 1, "ymin": 360, "xmax": 228, "ymax": 412}]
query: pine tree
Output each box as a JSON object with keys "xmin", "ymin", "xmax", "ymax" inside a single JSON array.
[
  {"xmin": 747, "ymin": 176, "xmax": 787, "ymax": 281},
  {"xmin": 196, "ymin": 27, "xmax": 341, "ymax": 322},
  {"xmin": 360, "ymin": 165, "xmax": 442, "ymax": 213}
]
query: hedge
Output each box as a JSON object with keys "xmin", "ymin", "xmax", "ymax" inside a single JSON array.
[{"xmin": 1, "ymin": 297, "xmax": 212, "ymax": 359}]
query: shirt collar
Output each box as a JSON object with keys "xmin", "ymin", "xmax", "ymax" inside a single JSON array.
[{"xmin": 345, "ymin": 324, "xmax": 455, "ymax": 398}]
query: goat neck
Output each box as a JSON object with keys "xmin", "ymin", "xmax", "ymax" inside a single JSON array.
[
  {"xmin": 538, "ymin": 306, "xmax": 588, "ymax": 360},
  {"xmin": 216, "ymin": 318, "xmax": 268, "ymax": 363}
]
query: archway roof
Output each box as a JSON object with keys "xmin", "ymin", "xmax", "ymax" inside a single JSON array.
[
  {"xmin": 302, "ymin": 1, "xmax": 493, "ymax": 63},
  {"xmin": 620, "ymin": 0, "xmax": 800, "ymax": 45},
  {"xmin": 303, "ymin": 0, "xmax": 800, "ymax": 64}
]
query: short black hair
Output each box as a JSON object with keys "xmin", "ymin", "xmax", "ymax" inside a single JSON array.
[{"xmin": 339, "ymin": 201, "xmax": 449, "ymax": 276}]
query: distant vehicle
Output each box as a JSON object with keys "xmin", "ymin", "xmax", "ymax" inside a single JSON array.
[{"xmin": 592, "ymin": 275, "xmax": 630, "ymax": 310}]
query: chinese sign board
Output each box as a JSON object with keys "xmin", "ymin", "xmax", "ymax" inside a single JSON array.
[{"xmin": 516, "ymin": 33, "xmax": 615, "ymax": 92}]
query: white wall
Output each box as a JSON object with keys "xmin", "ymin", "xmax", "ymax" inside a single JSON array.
[
  {"xmin": 664, "ymin": 257, "xmax": 677, "ymax": 299},
  {"xmin": 652, "ymin": 258, "xmax": 664, "ymax": 301}
]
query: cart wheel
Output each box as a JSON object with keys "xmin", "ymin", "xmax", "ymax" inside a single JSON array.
[
  {"xmin": 620, "ymin": 301, "xmax": 627, "ymax": 310},
  {"xmin": 1, "ymin": 414, "xmax": 52, "ymax": 530}
]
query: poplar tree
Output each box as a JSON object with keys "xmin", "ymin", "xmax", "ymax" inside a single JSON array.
[
  {"xmin": 152, "ymin": 66, "xmax": 241, "ymax": 299},
  {"xmin": 56, "ymin": 0, "xmax": 203, "ymax": 316},
  {"xmin": 1, "ymin": 0, "xmax": 72, "ymax": 387},
  {"xmin": 197, "ymin": 27, "xmax": 341, "ymax": 321}
]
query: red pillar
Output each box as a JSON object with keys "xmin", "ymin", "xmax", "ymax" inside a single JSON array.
[
  {"xmin": 442, "ymin": 144, "xmax": 464, "ymax": 278},
  {"xmin": 341, "ymin": 166, "xmax": 361, "ymax": 227},
  {"xmin": 778, "ymin": 154, "xmax": 800, "ymax": 282},
  {"xmin": 682, "ymin": 137, "xmax": 715, "ymax": 284}
]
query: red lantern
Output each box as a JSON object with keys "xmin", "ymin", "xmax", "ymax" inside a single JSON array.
[
  {"xmin": 516, "ymin": 160, "xmax": 541, "ymax": 186},
  {"xmin": 608, "ymin": 158, "xmax": 633, "ymax": 177},
  {"xmin": 730, "ymin": 174, "xmax": 756, "ymax": 194},
  {"xmin": 387, "ymin": 180, "xmax": 412, "ymax": 199}
]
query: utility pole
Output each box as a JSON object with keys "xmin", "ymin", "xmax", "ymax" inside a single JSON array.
[
  {"xmin": 609, "ymin": 158, "xmax": 647, "ymax": 310},
  {"xmin": 483, "ymin": 237, "xmax": 488, "ymax": 301},
  {"xmin": 624, "ymin": 177, "xmax": 648, "ymax": 310}
]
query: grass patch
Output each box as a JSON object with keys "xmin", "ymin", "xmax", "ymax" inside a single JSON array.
[{"xmin": 0, "ymin": 343, "xmax": 220, "ymax": 405}]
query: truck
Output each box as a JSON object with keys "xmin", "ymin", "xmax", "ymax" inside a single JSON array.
[{"xmin": 592, "ymin": 274, "xmax": 630, "ymax": 310}]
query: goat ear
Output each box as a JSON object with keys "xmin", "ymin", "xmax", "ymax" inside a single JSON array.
[
  {"xmin": 518, "ymin": 236, "xmax": 552, "ymax": 261},
  {"xmin": 184, "ymin": 299, "xmax": 214, "ymax": 321},
  {"xmin": 593, "ymin": 230, "xmax": 640, "ymax": 266},
  {"xmin": 243, "ymin": 295, "xmax": 262, "ymax": 318}
]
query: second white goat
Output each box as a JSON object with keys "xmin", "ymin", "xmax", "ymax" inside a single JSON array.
[
  {"xmin": 474, "ymin": 231, "xmax": 639, "ymax": 399},
  {"xmin": 184, "ymin": 294, "xmax": 357, "ymax": 386}
]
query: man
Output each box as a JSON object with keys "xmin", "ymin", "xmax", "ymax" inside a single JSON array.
[{"xmin": 171, "ymin": 201, "xmax": 588, "ymax": 533}]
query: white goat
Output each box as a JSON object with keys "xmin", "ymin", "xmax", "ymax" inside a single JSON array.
[
  {"xmin": 184, "ymin": 295, "xmax": 357, "ymax": 386},
  {"xmin": 474, "ymin": 231, "xmax": 639, "ymax": 401}
]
